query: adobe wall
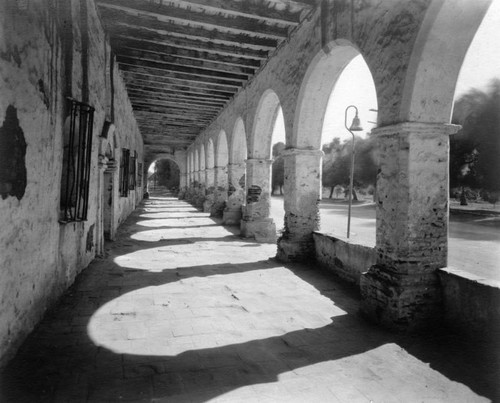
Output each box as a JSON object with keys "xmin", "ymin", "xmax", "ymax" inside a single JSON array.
[{"xmin": 0, "ymin": 0, "xmax": 143, "ymax": 367}]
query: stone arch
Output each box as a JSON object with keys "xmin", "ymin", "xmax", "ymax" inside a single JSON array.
[
  {"xmin": 148, "ymin": 157, "xmax": 181, "ymax": 190},
  {"xmin": 194, "ymin": 149, "xmax": 199, "ymax": 172},
  {"xmin": 215, "ymin": 130, "xmax": 229, "ymax": 167},
  {"xmin": 230, "ymin": 117, "xmax": 247, "ymax": 164},
  {"xmin": 293, "ymin": 42, "xmax": 360, "ymax": 149},
  {"xmin": 249, "ymin": 89, "xmax": 282, "ymax": 159},
  {"xmin": 399, "ymin": 0, "xmax": 492, "ymax": 123},
  {"xmin": 206, "ymin": 139, "xmax": 215, "ymax": 169},
  {"xmin": 199, "ymin": 144, "xmax": 205, "ymax": 171}
]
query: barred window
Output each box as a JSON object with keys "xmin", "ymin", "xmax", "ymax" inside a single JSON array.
[
  {"xmin": 60, "ymin": 98, "xmax": 94, "ymax": 222},
  {"xmin": 129, "ymin": 151, "xmax": 137, "ymax": 190},
  {"xmin": 119, "ymin": 148, "xmax": 130, "ymax": 197}
]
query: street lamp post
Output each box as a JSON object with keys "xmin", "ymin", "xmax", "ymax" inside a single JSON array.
[{"xmin": 344, "ymin": 105, "xmax": 363, "ymax": 239}]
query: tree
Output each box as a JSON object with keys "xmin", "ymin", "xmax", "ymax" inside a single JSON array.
[
  {"xmin": 156, "ymin": 159, "xmax": 180, "ymax": 189},
  {"xmin": 450, "ymin": 79, "xmax": 500, "ymax": 203},
  {"xmin": 322, "ymin": 135, "xmax": 378, "ymax": 199},
  {"xmin": 271, "ymin": 142, "xmax": 285, "ymax": 195}
]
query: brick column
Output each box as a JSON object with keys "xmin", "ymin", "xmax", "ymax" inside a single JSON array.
[
  {"xmin": 277, "ymin": 149, "xmax": 322, "ymax": 262},
  {"xmin": 223, "ymin": 163, "xmax": 245, "ymax": 224},
  {"xmin": 360, "ymin": 122, "xmax": 460, "ymax": 330},
  {"xmin": 240, "ymin": 158, "xmax": 276, "ymax": 242},
  {"xmin": 211, "ymin": 165, "xmax": 228, "ymax": 217}
]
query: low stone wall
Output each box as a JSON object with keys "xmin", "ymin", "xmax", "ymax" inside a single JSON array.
[
  {"xmin": 313, "ymin": 232, "xmax": 376, "ymax": 285},
  {"xmin": 438, "ymin": 268, "xmax": 500, "ymax": 338}
]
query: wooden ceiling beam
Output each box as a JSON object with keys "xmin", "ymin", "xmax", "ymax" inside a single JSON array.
[
  {"xmin": 129, "ymin": 97, "xmax": 222, "ymax": 113},
  {"xmin": 133, "ymin": 109, "xmax": 215, "ymax": 121},
  {"xmin": 97, "ymin": 0, "xmax": 289, "ymax": 39},
  {"xmin": 115, "ymin": 47, "xmax": 256, "ymax": 76},
  {"xmin": 110, "ymin": 30, "xmax": 268, "ymax": 60},
  {"xmin": 142, "ymin": 132, "xmax": 199, "ymax": 139},
  {"xmin": 111, "ymin": 38, "xmax": 262, "ymax": 68},
  {"xmin": 127, "ymin": 90, "xmax": 227, "ymax": 107},
  {"xmin": 117, "ymin": 56, "xmax": 249, "ymax": 82},
  {"xmin": 99, "ymin": 8, "xmax": 279, "ymax": 49},
  {"xmin": 132, "ymin": 106, "xmax": 218, "ymax": 120},
  {"xmin": 169, "ymin": 0, "xmax": 302, "ymax": 25},
  {"xmin": 118, "ymin": 64, "xmax": 243, "ymax": 89},
  {"xmin": 122, "ymin": 73, "xmax": 236, "ymax": 96},
  {"xmin": 126, "ymin": 85, "xmax": 230, "ymax": 102},
  {"xmin": 143, "ymin": 133, "xmax": 199, "ymax": 139}
]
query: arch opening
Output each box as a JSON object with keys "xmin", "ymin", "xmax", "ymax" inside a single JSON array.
[{"xmin": 147, "ymin": 158, "xmax": 181, "ymax": 194}]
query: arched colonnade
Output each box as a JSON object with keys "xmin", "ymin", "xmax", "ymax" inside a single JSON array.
[{"xmin": 181, "ymin": 0, "xmax": 491, "ymax": 329}]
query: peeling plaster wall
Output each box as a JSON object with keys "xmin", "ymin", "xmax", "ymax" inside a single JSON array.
[{"xmin": 0, "ymin": 0, "xmax": 143, "ymax": 367}]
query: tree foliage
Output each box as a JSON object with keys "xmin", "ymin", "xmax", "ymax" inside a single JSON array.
[
  {"xmin": 156, "ymin": 159, "xmax": 180, "ymax": 189},
  {"xmin": 451, "ymin": 79, "xmax": 500, "ymax": 194},
  {"xmin": 321, "ymin": 134, "xmax": 378, "ymax": 198}
]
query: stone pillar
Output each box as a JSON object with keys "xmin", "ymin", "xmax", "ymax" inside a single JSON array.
[
  {"xmin": 179, "ymin": 172, "xmax": 187, "ymax": 189},
  {"xmin": 277, "ymin": 149, "xmax": 322, "ymax": 262},
  {"xmin": 211, "ymin": 165, "xmax": 228, "ymax": 217},
  {"xmin": 360, "ymin": 122, "xmax": 460, "ymax": 330},
  {"xmin": 223, "ymin": 163, "xmax": 246, "ymax": 224},
  {"xmin": 178, "ymin": 172, "xmax": 187, "ymax": 199},
  {"xmin": 203, "ymin": 168, "xmax": 215, "ymax": 212},
  {"xmin": 240, "ymin": 158, "xmax": 276, "ymax": 242}
]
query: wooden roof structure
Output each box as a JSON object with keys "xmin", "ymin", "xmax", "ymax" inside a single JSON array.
[{"xmin": 97, "ymin": 0, "xmax": 318, "ymax": 151}]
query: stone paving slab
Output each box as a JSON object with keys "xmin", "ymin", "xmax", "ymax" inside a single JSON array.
[{"xmin": 1, "ymin": 193, "xmax": 499, "ymax": 402}]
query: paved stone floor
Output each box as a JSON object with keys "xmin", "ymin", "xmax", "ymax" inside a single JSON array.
[{"xmin": 1, "ymin": 192, "xmax": 499, "ymax": 402}]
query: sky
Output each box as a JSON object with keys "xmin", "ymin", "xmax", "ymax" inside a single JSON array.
[{"xmin": 273, "ymin": 0, "xmax": 500, "ymax": 146}]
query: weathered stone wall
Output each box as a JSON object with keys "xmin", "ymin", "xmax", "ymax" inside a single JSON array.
[
  {"xmin": 313, "ymin": 232, "xmax": 376, "ymax": 285},
  {"xmin": 438, "ymin": 268, "xmax": 500, "ymax": 338},
  {"xmin": 0, "ymin": 0, "xmax": 143, "ymax": 367}
]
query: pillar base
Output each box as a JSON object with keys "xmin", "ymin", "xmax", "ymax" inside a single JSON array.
[
  {"xmin": 240, "ymin": 218, "xmax": 276, "ymax": 243},
  {"xmin": 276, "ymin": 236, "xmax": 314, "ymax": 262},
  {"xmin": 203, "ymin": 197, "xmax": 214, "ymax": 213},
  {"xmin": 360, "ymin": 264, "xmax": 443, "ymax": 331},
  {"xmin": 222, "ymin": 208, "xmax": 242, "ymax": 225}
]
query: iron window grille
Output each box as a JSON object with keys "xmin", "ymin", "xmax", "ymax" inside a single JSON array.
[
  {"xmin": 60, "ymin": 98, "xmax": 94, "ymax": 222},
  {"xmin": 120, "ymin": 148, "xmax": 130, "ymax": 197}
]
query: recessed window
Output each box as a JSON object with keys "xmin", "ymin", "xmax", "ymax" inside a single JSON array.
[{"xmin": 119, "ymin": 148, "xmax": 130, "ymax": 197}]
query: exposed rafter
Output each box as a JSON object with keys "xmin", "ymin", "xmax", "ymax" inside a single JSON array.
[
  {"xmin": 97, "ymin": 0, "xmax": 291, "ymax": 39},
  {"xmin": 97, "ymin": 0, "xmax": 318, "ymax": 151}
]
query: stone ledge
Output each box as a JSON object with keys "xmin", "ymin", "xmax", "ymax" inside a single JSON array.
[
  {"xmin": 438, "ymin": 267, "xmax": 500, "ymax": 338},
  {"xmin": 313, "ymin": 231, "xmax": 376, "ymax": 285}
]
